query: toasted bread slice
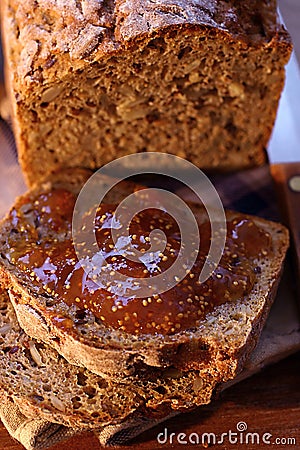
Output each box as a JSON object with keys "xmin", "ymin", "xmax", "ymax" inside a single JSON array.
[{"xmin": 0, "ymin": 168, "xmax": 289, "ymax": 384}]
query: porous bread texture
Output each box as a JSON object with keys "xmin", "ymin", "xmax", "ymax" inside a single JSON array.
[
  {"xmin": 0, "ymin": 169, "xmax": 289, "ymax": 383},
  {"xmin": 1, "ymin": 0, "xmax": 292, "ymax": 186},
  {"xmin": 0, "ymin": 290, "xmax": 218, "ymax": 429}
]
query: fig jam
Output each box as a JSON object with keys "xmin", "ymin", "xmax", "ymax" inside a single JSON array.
[{"xmin": 6, "ymin": 189, "xmax": 272, "ymax": 335}]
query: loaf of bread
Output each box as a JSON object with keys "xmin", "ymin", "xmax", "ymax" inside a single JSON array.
[
  {"xmin": 0, "ymin": 169, "xmax": 289, "ymax": 385},
  {"xmin": 1, "ymin": 0, "xmax": 292, "ymax": 186}
]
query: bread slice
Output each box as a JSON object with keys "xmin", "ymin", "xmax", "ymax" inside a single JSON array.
[
  {"xmin": 0, "ymin": 168, "xmax": 289, "ymax": 385},
  {"xmin": 1, "ymin": 0, "xmax": 292, "ymax": 186},
  {"xmin": 0, "ymin": 289, "xmax": 218, "ymax": 429}
]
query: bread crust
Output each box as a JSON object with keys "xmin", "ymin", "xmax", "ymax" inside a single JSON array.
[{"xmin": 1, "ymin": 0, "xmax": 292, "ymax": 92}]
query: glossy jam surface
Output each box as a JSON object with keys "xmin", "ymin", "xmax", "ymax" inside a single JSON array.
[{"xmin": 6, "ymin": 189, "xmax": 272, "ymax": 335}]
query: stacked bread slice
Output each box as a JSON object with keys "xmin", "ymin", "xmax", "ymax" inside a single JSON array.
[
  {"xmin": 0, "ymin": 168, "xmax": 289, "ymax": 433},
  {"xmin": 0, "ymin": 288, "xmax": 215, "ymax": 429}
]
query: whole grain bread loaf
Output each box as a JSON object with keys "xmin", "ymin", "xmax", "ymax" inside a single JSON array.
[
  {"xmin": 1, "ymin": 0, "xmax": 292, "ymax": 186},
  {"xmin": 0, "ymin": 289, "xmax": 219, "ymax": 429},
  {"xmin": 0, "ymin": 168, "xmax": 289, "ymax": 383}
]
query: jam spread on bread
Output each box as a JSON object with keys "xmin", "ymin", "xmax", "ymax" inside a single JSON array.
[{"xmin": 6, "ymin": 189, "xmax": 272, "ymax": 336}]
